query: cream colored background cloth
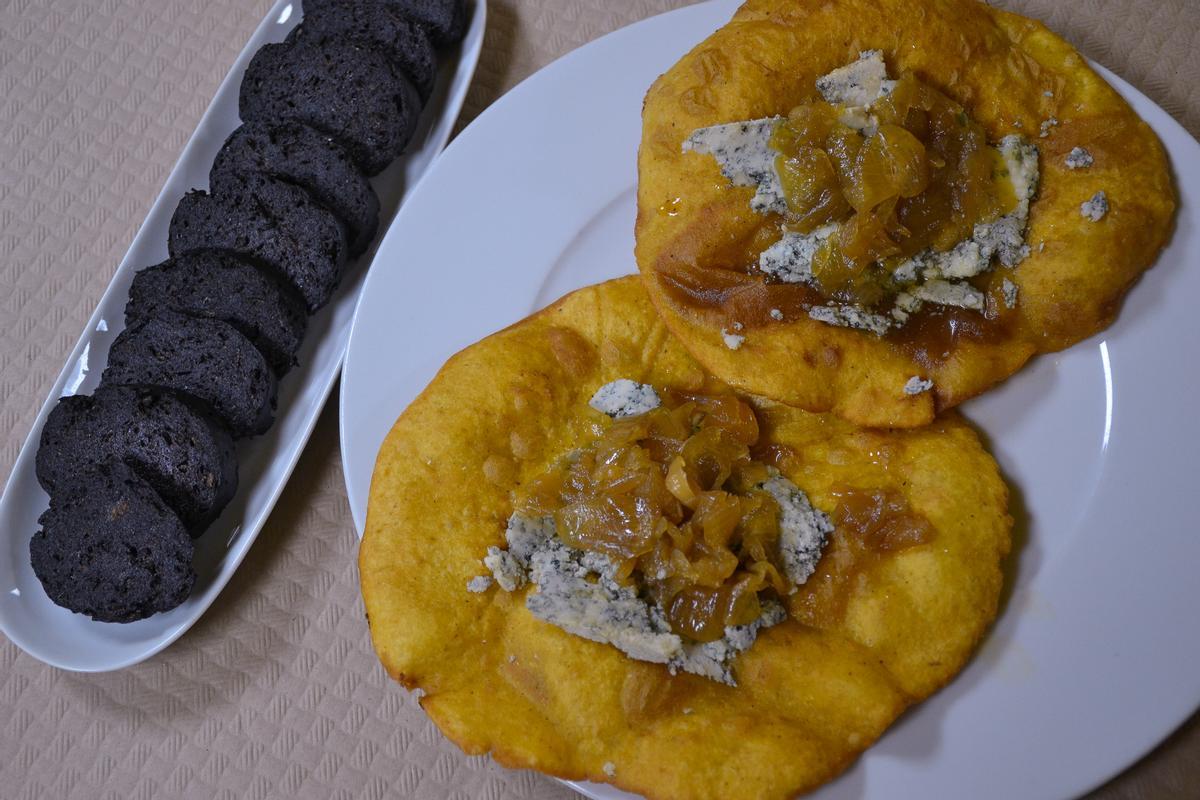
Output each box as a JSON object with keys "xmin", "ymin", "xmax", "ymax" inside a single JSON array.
[{"xmin": 1, "ymin": 1, "xmax": 1196, "ymax": 797}]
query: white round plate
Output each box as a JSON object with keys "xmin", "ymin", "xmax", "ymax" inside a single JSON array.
[
  {"xmin": 0, "ymin": 0, "xmax": 487, "ymax": 672},
  {"xmin": 340, "ymin": 2, "xmax": 1200, "ymax": 798}
]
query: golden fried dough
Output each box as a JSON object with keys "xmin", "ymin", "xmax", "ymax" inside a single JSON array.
[
  {"xmin": 636, "ymin": 0, "xmax": 1174, "ymax": 428},
  {"xmin": 360, "ymin": 277, "xmax": 1011, "ymax": 799}
]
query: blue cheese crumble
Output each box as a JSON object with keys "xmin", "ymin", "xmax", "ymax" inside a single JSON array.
[
  {"xmin": 525, "ymin": 534, "xmax": 683, "ymax": 665},
  {"xmin": 467, "ymin": 575, "xmax": 493, "ymax": 593},
  {"xmin": 808, "ymin": 303, "xmax": 893, "ymax": 335},
  {"xmin": 816, "ymin": 50, "xmax": 888, "ymax": 106},
  {"xmin": 721, "ymin": 329, "xmax": 746, "ymax": 350},
  {"xmin": 683, "ymin": 118, "xmax": 786, "ymax": 215},
  {"xmin": 1002, "ymin": 277, "xmax": 1018, "ymax": 309},
  {"xmin": 1081, "ymin": 191, "xmax": 1109, "ymax": 221},
  {"xmin": 815, "ymin": 49, "xmax": 897, "ymax": 134},
  {"xmin": 758, "ymin": 224, "xmax": 837, "ymax": 284},
  {"xmin": 891, "ymin": 291, "xmax": 922, "ymax": 324},
  {"xmin": 1065, "ymin": 146, "xmax": 1094, "ymax": 169},
  {"xmin": 904, "ymin": 376, "xmax": 934, "ymax": 396},
  {"xmin": 912, "ymin": 279, "xmax": 985, "ymax": 311},
  {"xmin": 589, "ymin": 379, "xmax": 661, "ymax": 419},
  {"xmin": 484, "ymin": 471, "xmax": 830, "ymax": 685},
  {"xmin": 759, "ymin": 472, "xmax": 833, "ymax": 587},
  {"xmin": 483, "ymin": 544, "xmax": 526, "ymax": 592}
]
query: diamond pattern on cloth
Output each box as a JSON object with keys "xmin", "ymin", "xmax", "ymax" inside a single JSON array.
[{"xmin": 1, "ymin": 1, "xmax": 1198, "ymax": 799}]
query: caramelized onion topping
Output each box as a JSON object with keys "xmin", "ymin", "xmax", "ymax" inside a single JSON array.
[
  {"xmin": 767, "ymin": 71, "xmax": 1019, "ymax": 308},
  {"xmin": 515, "ymin": 391, "xmax": 790, "ymax": 642},
  {"xmin": 792, "ymin": 487, "xmax": 936, "ymax": 628}
]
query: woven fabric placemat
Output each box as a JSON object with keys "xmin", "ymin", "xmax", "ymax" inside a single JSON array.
[{"xmin": 1, "ymin": 1, "xmax": 1196, "ymax": 797}]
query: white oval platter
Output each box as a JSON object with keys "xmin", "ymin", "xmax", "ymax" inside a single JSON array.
[{"xmin": 0, "ymin": 0, "xmax": 487, "ymax": 672}]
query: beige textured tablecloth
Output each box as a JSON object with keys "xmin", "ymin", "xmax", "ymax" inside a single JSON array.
[{"xmin": 1, "ymin": 1, "xmax": 1197, "ymax": 797}]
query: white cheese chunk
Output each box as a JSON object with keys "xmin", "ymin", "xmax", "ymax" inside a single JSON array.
[
  {"xmin": 890, "ymin": 291, "xmax": 922, "ymax": 323},
  {"xmin": 815, "ymin": 51, "xmax": 896, "ymax": 136},
  {"xmin": 484, "ymin": 546, "xmax": 526, "ymax": 592},
  {"xmin": 1000, "ymin": 134, "xmax": 1040, "ymax": 206},
  {"xmin": 1065, "ymin": 146, "xmax": 1094, "ymax": 169},
  {"xmin": 505, "ymin": 513, "xmax": 554, "ymax": 563},
  {"xmin": 912, "ymin": 279, "xmax": 985, "ymax": 310},
  {"xmin": 816, "ymin": 50, "xmax": 888, "ymax": 107},
  {"xmin": 758, "ymin": 224, "xmax": 837, "ymax": 284},
  {"xmin": 721, "ymin": 329, "xmax": 746, "ymax": 350},
  {"xmin": 1002, "ymin": 277, "xmax": 1018, "ymax": 309},
  {"xmin": 1081, "ymin": 191, "xmax": 1109, "ymax": 221},
  {"xmin": 972, "ymin": 216, "xmax": 1031, "ymax": 269},
  {"xmin": 589, "ymin": 379, "xmax": 661, "ymax": 419},
  {"xmin": 932, "ymin": 239, "xmax": 987, "ymax": 279},
  {"xmin": 466, "ymin": 575, "xmax": 493, "ymax": 593},
  {"xmin": 808, "ymin": 303, "xmax": 893, "ymax": 336},
  {"xmin": 526, "ymin": 544, "xmax": 684, "ymax": 665},
  {"xmin": 894, "ymin": 292, "xmax": 922, "ymax": 314},
  {"xmin": 769, "ymin": 308, "xmax": 784, "ymax": 321},
  {"xmin": 760, "ymin": 473, "xmax": 833, "ymax": 587},
  {"xmin": 891, "ymin": 255, "xmax": 924, "ymax": 285},
  {"xmin": 683, "ymin": 118, "xmax": 786, "ymax": 215},
  {"xmin": 904, "ymin": 376, "xmax": 934, "ymax": 396}
]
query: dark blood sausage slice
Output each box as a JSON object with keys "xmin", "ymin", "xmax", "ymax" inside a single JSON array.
[
  {"xmin": 168, "ymin": 175, "xmax": 346, "ymax": 311},
  {"xmin": 36, "ymin": 385, "xmax": 237, "ymax": 535},
  {"xmin": 307, "ymin": 0, "xmax": 468, "ymax": 46},
  {"xmin": 384, "ymin": 0, "xmax": 468, "ymax": 46},
  {"xmin": 101, "ymin": 311, "xmax": 278, "ymax": 439},
  {"xmin": 210, "ymin": 122, "xmax": 380, "ymax": 256},
  {"xmin": 239, "ymin": 38, "xmax": 422, "ymax": 176},
  {"xmin": 289, "ymin": 4, "xmax": 436, "ymax": 103},
  {"xmin": 127, "ymin": 250, "xmax": 308, "ymax": 375},
  {"xmin": 30, "ymin": 461, "xmax": 196, "ymax": 623}
]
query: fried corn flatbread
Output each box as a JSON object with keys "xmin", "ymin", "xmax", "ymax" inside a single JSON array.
[
  {"xmin": 636, "ymin": 0, "xmax": 1174, "ymax": 428},
  {"xmin": 361, "ymin": 277, "xmax": 1012, "ymax": 799}
]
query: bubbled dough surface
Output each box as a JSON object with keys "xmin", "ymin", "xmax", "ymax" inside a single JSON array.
[
  {"xmin": 636, "ymin": 0, "xmax": 1175, "ymax": 428},
  {"xmin": 360, "ymin": 276, "xmax": 1012, "ymax": 800}
]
